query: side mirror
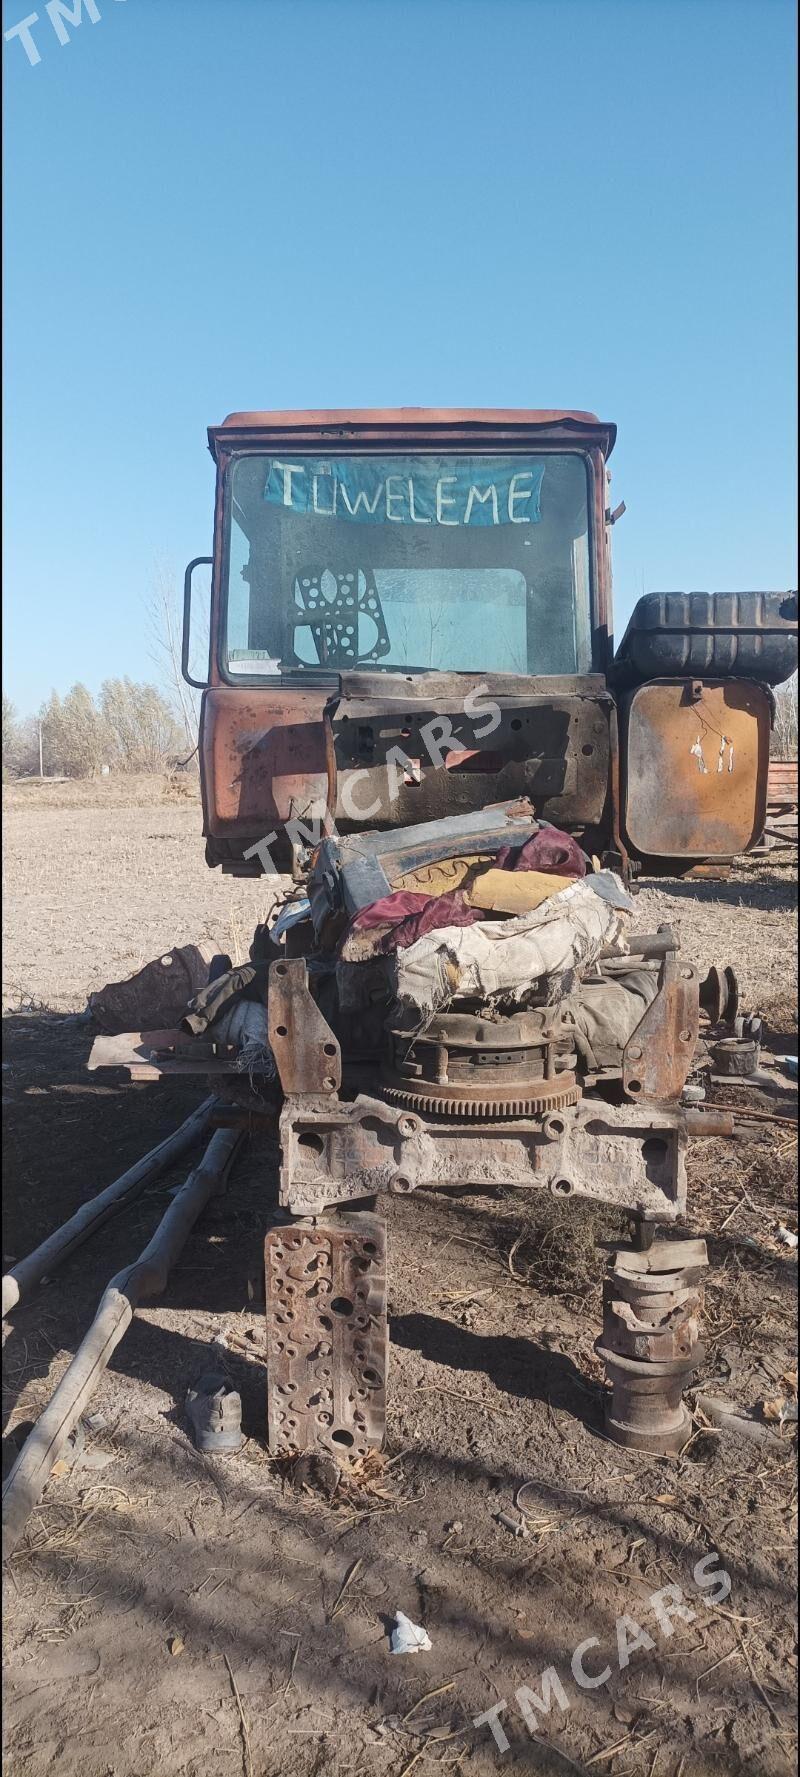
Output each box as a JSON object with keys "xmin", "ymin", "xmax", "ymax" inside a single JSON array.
[{"xmin": 182, "ymin": 557, "xmax": 213, "ymax": 688}]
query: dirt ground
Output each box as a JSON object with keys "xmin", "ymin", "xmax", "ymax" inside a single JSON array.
[{"xmin": 2, "ymin": 781, "xmax": 798, "ymax": 1777}]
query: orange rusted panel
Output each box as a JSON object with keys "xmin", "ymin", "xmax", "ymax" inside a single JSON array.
[
  {"xmin": 201, "ymin": 685, "xmax": 328, "ymax": 834},
  {"xmin": 622, "ymin": 680, "xmax": 770, "ymax": 859}
]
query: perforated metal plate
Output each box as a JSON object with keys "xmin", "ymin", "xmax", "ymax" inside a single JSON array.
[
  {"xmin": 291, "ymin": 567, "xmax": 391, "ymax": 667},
  {"xmin": 265, "ymin": 1211, "xmax": 387, "ymax": 1458}
]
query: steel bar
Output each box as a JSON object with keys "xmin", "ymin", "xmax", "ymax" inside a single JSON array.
[
  {"xmin": 599, "ymin": 930, "xmax": 678, "ymax": 961},
  {"xmin": 2, "ymin": 1127, "xmax": 242, "ymax": 1560},
  {"xmin": 1, "ymin": 1096, "xmax": 217, "ymax": 1319}
]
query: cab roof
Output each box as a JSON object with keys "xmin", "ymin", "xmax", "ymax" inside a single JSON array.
[{"xmin": 208, "ymin": 408, "xmax": 616, "ymax": 461}]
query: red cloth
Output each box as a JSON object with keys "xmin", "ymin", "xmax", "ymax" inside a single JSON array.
[
  {"xmin": 346, "ymin": 888, "xmax": 482, "ymax": 953},
  {"xmin": 342, "ymin": 827, "xmax": 585, "ymax": 957},
  {"xmin": 495, "ymin": 827, "xmax": 586, "ymax": 878}
]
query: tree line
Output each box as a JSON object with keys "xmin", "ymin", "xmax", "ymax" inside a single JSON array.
[
  {"xmin": 771, "ymin": 673, "xmax": 799, "ymax": 761},
  {"xmin": 2, "ymin": 679, "xmax": 192, "ymax": 779}
]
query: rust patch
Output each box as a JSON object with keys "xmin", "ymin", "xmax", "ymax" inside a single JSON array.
[
  {"xmin": 622, "ymin": 953, "xmax": 700, "ymax": 1103},
  {"xmin": 268, "ymin": 959, "xmax": 341, "ymax": 1097},
  {"xmin": 622, "ymin": 679, "xmax": 770, "ymax": 859}
]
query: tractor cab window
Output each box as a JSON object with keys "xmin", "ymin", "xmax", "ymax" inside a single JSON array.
[{"xmin": 223, "ymin": 452, "xmax": 593, "ymax": 677}]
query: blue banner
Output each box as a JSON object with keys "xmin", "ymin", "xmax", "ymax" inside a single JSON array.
[{"xmin": 262, "ymin": 456, "xmax": 545, "ymax": 527}]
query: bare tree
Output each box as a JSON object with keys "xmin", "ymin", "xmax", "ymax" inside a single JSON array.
[
  {"xmin": 1, "ymin": 695, "xmax": 37, "ymax": 778},
  {"xmin": 28, "ymin": 681, "xmax": 183, "ymax": 779},
  {"xmin": 38, "ymin": 685, "xmax": 113, "ymax": 778},
  {"xmin": 771, "ymin": 671, "xmax": 798, "ymax": 760},
  {"xmin": 100, "ymin": 678, "xmax": 185, "ymax": 773},
  {"xmin": 12, "ymin": 716, "xmax": 43, "ymax": 778},
  {"xmin": 2, "ymin": 693, "xmax": 17, "ymax": 770},
  {"xmin": 147, "ymin": 558, "xmax": 206, "ymax": 756}
]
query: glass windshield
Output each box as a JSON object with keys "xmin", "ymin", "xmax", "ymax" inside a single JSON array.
[{"xmin": 223, "ymin": 452, "xmax": 592, "ymax": 676}]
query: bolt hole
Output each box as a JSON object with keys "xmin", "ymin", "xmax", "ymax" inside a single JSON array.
[
  {"xmin": 362, "ymin": 1367, "xmax": 381, "ymax": 1385},
  {"xmin": 330, "ymin": 1296, "xmax": 354, "ymax": 1316},
  {"xmin": 581, "ymin": 744, "xmax": 594, "ymax": 756},
  {"xmin": 323, "ymin": 1042, "xmax": 337, "ymax": 1056},
  {"xmin": 274, "ymin": 964, "xmax": 287, "ymax": 975},
  {"xmin": 275, "ymin": 1024, "xmax": 288, "ymax": 1037},
  {"xmin": 627, "ymin": 1078, "xmax": 642, "ymax": 1093},
  {"xmin": 553, "ymin": 1177, "xmax": 573, "ymax": 1196},
  {"xmin": 331, "ymin": 1428, "xmax": 355, "ymax": 1447},
  {"xmin": 362, "ymin": 1241, "xmax": 377, "ymax": 1256}
]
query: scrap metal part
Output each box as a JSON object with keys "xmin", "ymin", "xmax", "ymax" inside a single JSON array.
[
  {"xmin": 699, "ymin": 964, "xmax": 740, "ymax": 1028},
  {"xmin": 709, "ymin": 1016, "xmax": 764, "ymax": 1079},
  {"xmin": 269, "ymin": 956, "xmax": 699, "ymax": 1221},
  {"xmin": 265, "ymin": 1210, "xmax": 387, "ymax": 1459},
  {"xmin": 709, "ymin": 1038, "xmax": 759, "ymax": 1078},
  {"xmin": 277, "ymin": 1090, "xmax": 688, "ymax": 1221},
  {"xmin": 596, "ymin": 1238, "xmax": 708, "ymax": 1455},
  {"xmin": 382, "ymin": 1077, "xmax": 581, "ymax": 1119},
  {"xmin": 383, "ymin": 1004, "xmax": 578, "ymax": 1119},
  {"xmin": 268, "ymin": 957, "xmax": 342, "ymax": 1095},
  {"xmin": 621, "ymin": 951, "xmax": 700, "ymax": 1102}
]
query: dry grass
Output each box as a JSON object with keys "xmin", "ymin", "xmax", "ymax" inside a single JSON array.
[
  {"xmin": 1, "ymin": 792, "xmax": 797, "ymax": 1777},
  {"xmin": 2, "ymin": 797, "xmax": 276, "ymax": 1012},
  {"xmin": 3, "ymin": 772, "xmax": 192, "ymax": 810}
]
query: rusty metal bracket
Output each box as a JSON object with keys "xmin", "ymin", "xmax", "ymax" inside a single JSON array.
[
  {"xmin": 622, "ymin": 949, "xmax": 699, "ymax": 1102},
  {"xmin": 268, "ymin": 958, "xmax": 341, "ymax": 1097},
  {"xmin": 265, "ymin": 1209, "xmax": 387, "ymax": 1459}
]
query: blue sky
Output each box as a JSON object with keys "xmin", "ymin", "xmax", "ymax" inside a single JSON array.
[{"xmin": 4, "ymin": 0, "xmax": 796, "ymax": 713}]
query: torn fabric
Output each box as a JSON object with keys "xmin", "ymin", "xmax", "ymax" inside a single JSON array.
[{"xmin": 390, "ymin": 874, "xmax": 633, "ymax": 1028}]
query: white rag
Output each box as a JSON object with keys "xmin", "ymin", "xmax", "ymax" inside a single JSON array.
[{"xmin": 392, "ymin": 873, "xmax": 632, "ymax": 1026}]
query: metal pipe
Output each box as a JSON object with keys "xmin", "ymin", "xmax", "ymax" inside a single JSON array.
[
  {"xmin": 683, "ymin": 1109, "xmax": 736, "ymax": 1138},
  {"xmin": 2, "ymin": 1127, "xmax": 243, "ymax": 1560},
  {"xmin": 598, "ymin": 930, "xmax": 678, "ymax": 961},
  {"xmin": 2, "ymin": 1097, "xmax": 218, "ymax": 1319},
  {"xmin": 322, "ymin": 695, "xmax": 339, "ymax": 832}
]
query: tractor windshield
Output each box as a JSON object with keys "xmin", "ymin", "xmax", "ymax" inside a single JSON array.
[{"xmin": 222, "ymin": 452, "xmax": 593, "ymax": 677}]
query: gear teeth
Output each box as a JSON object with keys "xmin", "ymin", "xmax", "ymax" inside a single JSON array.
[{"xmin": 383, "ymin": 1083, "xmax": 580, "ymax": 1120}]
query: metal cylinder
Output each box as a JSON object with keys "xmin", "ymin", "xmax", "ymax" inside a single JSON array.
[
  {"xmin": 709, "ymin": 1037, "xmax": 760, "ymax": 1078},
  {"xmin": 595, "ymin": 1239, "xmax": 708, "ymax": 1457},
  {"xmin": 596, "ymin": 1351, "xmax": 699, "ymax": 1454}
]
